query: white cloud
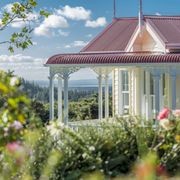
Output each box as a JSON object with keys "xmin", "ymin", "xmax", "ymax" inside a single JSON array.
[
  {"xmin": 86, "ymin": 34, "xmax": 93, "ymax": 38},
  {"xmin": 85, "ymin": 17, "xmax": 107, "ymax": 28},
  {"xmin": 0, "ymin": 54, "xmax": 48, "ymax": 80},
  {"xmin": 73, "ymin": 40, "xmax": 88, "ymax": 47},
  {"xmin": 0, "ymin": 54, "xmax": 44, "ymax": 63},
  {"xmin": 34, "ymin": 24, "xmax": 50, "ymax": 37},
  {"xmin": 10, "ymin": 20, "xmax": 26, "ymax": 28},
  {"xmin": 155, "ymin": 12, "xmax": 161, "ymax": 16},
  {"xmin": 57, "ymin": 5, "xmax": 91, "ymax": 21},
  {"xmin": 34, "ymin": 14, "xmax": 68, "ymax": 36},
  {"xmin": 32, "ymin": 41, "xmax": 38, "ymax": 45},
  {"xmin": 0, "ymin": 19, "xmax": 2, "ymax": 27},
  {"xmin": 65, "ymin": 40, "xmax": 88, "ymax": 48},
  {"xmin": 58, "ymin": 30, "xmax": 69, "ymax": 37},
  {"xmin": 65, "ymin": 45, "xmax": 71, "ymax": 48},
  {"xmin": 3, "ymin": 3, "xmax": 14, "ymax": 13},
  {"xmin": 43, "ymin": 15, "xmax": 68, "ymax": 28}
]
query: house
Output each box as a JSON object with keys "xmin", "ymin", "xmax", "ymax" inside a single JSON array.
[{"xmin": 45, "ymin": 3, "xmax": 180, "ymax": 124}]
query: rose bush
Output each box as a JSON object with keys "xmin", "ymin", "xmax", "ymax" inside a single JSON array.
[{"xmin": 155, "ymin": 108, "xmax": 180, "ymax": 176}]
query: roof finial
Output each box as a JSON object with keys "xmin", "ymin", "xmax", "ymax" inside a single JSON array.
[
  {"xmin": 139, "ymin": 0, "xmax": 144, "ymax": 34},
  {"xmin": 113, "ymin": 0, "xmax": 116, "ymax": 18}
]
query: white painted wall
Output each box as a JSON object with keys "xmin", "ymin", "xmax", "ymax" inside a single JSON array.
[
  {"xmin": 113, "ymin": 68, "xmax": 119, "ymax": 116},
  {"xmin": 176, "ymin": 75, "xmax": 180, "ymax": 109}
]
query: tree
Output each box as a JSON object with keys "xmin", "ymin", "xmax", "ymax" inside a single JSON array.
[{"xmin": 0, "ymin": 0, "xmax": 49, "ymax": 52}]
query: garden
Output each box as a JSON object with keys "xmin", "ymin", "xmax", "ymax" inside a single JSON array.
[{"xmin": 0, "ymin": 71, "xmax": 180, "ymax": 180}]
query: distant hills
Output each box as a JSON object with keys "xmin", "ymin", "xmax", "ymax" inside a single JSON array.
[{"xmin": 31, "ymin": 79, "xmax": 112, "ymax": 88}]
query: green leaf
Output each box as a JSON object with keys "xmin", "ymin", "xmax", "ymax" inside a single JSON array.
[
  {"xmin": 8, "ymin": 46, "xmax": 14, "ymax": 53},
  {"xmin": 40, "ymin": 10, "xmax": 51, "ymax": 18}
]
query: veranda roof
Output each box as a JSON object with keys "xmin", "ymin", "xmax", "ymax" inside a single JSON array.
[{"xmin": 46, "ymin": 52, "xmax": 180, "ymax": 65}]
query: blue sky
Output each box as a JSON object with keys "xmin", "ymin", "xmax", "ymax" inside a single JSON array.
[{"xmin": 0, "ymin": 0, "xmax": 180, "ymax": 81}]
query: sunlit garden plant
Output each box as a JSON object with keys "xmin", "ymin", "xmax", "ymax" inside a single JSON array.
[{"xmin": 0, "ymin": 71, "xmax": 30, "ymax": 147}]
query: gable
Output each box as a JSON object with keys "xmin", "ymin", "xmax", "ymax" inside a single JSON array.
[{"xmin": 126, "ymin": 26, "xmax": 165, "ymax": 52}]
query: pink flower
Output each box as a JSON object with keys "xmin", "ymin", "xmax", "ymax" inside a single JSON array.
[
  {"xmin": 157, "ymin": 108, "xmax": 170, "ymax": 120},
  {"xmin": 173, "ymin": 109, "xmax": 180, "ymax": 118},
  {"xmin": 6, "ymin": 142, "xmax": 21, "ymax": 153},
  {"xmin": 6, "ymin": 142, "xmax": 25, "ymax": 165},
  {"xmin": 11, "ymin": 121, "xmax": 23, "ymax": 130}
]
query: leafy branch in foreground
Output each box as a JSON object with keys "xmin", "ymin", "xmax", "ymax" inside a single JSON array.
[{"xmin": 0, "ymin": 0, "xmax": 50, "ymax": 52}]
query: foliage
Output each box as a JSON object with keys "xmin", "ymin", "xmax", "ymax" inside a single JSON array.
[
  {"xmin": 21, "ymin": 79, "xmax": 49, "ymax": 103},
  {"xmin": 0, "ymin": 71, "xmax": 30, "ymax": 146},
  {"xmin": 31, "ymin": 99, "xmax": 49, "ymax": 124},
  {"xmin": 21, "ymin": 79, "xmax": 112, "ymax": 122},
  {"xmin": 21, "ymin": 79, "xmax": 101, "ymax": 103},
  {"xmin": 0, "ymin": 0, "xmax": 49, "ymax": 52},
  {"xmin": 0, "ymin": 72, "xmax": 179, "ymax": 179}
]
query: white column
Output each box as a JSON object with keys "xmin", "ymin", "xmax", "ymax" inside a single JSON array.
[
  {"xmin": 167, "ymin": 74, "xmax": 172, "ymax": 108},
  {"xmin": 153, "ymin": 73, "xmax": 161, "ymax": 116},
  {"xmin": 135, "ymin": 68, "xmax": 142, "ymax": 116},
  {"xmin": 58, "ymin": 75, "xmax": 63, "ymax": 122},
  {"xmin": 105, "ymin": 75, "xmax": 109, "ymax": 119},
  {"xmin": 63, "ymin": 74, "xmax": 69, "ymax": 125},
  {"xmin": 131, "ymin": 70, "xmax": 136, "ymax": 115},
  {"xmin": 159, "ymin": 74, "xmax": 163, "ymax": 110},
  {"xmin": 118, "ymin": 70, "xmax": 123, "ymax": 115},
  {"xmin": 145, "ymin": 71, "xmax": 151, "ymax": 120},
  {"xmin": 49, "ymin": 76, "xmax": 54, "ymax": 120},
  {"xmin": 171, "ymin": 73, "xmax": 177, "ymax": 110},
  {"xmin": 98, "ymin": 74, "xmax": 103, "ymax": 120},
  {"xmin": 129, "ymin": 70, "xmax": 133, "ymax": 115},
  {"xmin": 140, "ymin": 69, "xmax": 145, "ymax": 117}
]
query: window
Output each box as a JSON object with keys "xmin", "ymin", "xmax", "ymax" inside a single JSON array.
[
  {"xmin": 122, "ymin": 71, "xmax": 129, "ymax": 91},
  {"xmin": 122, "ymin": 70, "xmax": 129, "ymax": 109}
]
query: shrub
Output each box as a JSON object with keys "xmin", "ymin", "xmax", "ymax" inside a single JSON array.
[{"xmin": 0, "ymin": 71, "xmax": 30, "ymax": 146}]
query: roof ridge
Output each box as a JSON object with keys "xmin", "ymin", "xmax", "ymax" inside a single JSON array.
[
  {"xmin": 113, "ymin": 15, "xmax": 180, "ymax": 20},
  {"xmin": 145, "ymin": 15, "xmax": 180, "ymax": 19},
  {"xmin": 113, "ymin": 17, "xmax": 138, "ymax": 20}
]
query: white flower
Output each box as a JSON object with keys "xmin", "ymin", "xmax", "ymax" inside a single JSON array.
[
  {"xmin": 82, "ymin": 153, "xmax": 88, "ymax": 159},
  {"xmin": 11, "ymin": 121, "xmax": 23, "ymax": 130},
  {"xmin": 89, "ymin": 146, "xmax": 95, "ymax": 151},
  {"xmin": 159, "ymin": 119, "xmax": 170, "ymax": 130},
  {"xmin": 2, "ymin": 111, "xmax": 8, "ymax": 123},
  {"xmin": 10, "ymin": 77, "xmax": 19, "ymax": 86},
  {"xmin": 172, "ymin": 144, "xmax": 178, "ymax": 150},
  {"xmin": 0, "ymin": 19, "xmax": 2, "ymax": 27},
  {"xmin": 47, "ymin": 121, "xmax": 61, "ymax": 138},
  {"xmin": 173, "ymin": 109, "xmax": 180, "ymax": 118}
]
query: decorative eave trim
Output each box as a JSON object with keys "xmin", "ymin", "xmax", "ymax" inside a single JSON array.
[{"xmin": 125, "ymin": 25, "xmax": 140, "ymax": 52}]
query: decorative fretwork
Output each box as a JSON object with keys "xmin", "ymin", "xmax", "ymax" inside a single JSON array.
[
  {"xmin": 50, "ymin": 66, "xmax": 81, "ymax": 79},
  {"xmin": 92, "ymin": 67, "xmax": 115, "ymax": 76}
]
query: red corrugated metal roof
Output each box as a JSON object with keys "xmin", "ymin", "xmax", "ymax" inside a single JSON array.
[
  {"xmin": 46, "ymin": 52, "xmax": 180, "ymax": 65},
  {"xmin": 81, "ymin": 18, "xmax": 138, "ymax": 52},
  {"xmin": 146, "ymin": 16, "xmax": 180, "ymax": 46},
  {"xmin": 81, "ymin": 16, "xmax": 180, "ymax": 52}
]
